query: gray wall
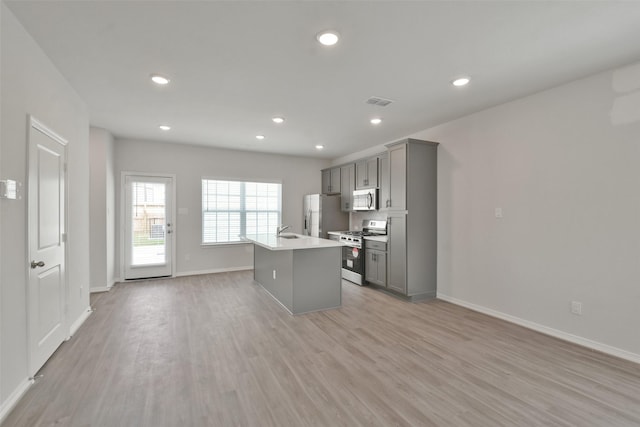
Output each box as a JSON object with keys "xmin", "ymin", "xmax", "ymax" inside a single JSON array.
[
  {"xmin": 114, "ymin": 139, "xmax": 329, "ymax": 278},
  {"xmin": 425, "ymin": 62, "xmax": 640, "ymax": 359},
  {"xmin": 334, "ymin": 61, "xmax": 640, "ymax": 360},
  {"xmin": 89, "ymin": 127, "xmax": 115, "ymax": 290},
  {"xmin": 1, "ymin": 3, "xmax": 90, "ymax": 409}
]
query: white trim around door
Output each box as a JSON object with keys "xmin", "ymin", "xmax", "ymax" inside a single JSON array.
[
  {"xmin": 120, "ymin": 172, "xmax": 176, "ymax": 280},
  {"xmin": 27, "ymin": 115, "xmax": 69, "ymax": 377}
]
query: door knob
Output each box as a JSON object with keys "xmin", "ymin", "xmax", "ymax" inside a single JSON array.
[{"xmin": 30, "ymin": 260, "xmax": 45, "ymax": 269}]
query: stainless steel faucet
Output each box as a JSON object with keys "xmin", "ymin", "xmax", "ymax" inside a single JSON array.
[{"xmin": 277, "ymin": 225, "xmax": 290, "ymax": 236}]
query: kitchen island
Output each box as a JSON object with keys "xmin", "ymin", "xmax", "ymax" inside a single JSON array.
[{"xmin": 242, "ymin": 233, "xmax": 343, "ymax": 315}]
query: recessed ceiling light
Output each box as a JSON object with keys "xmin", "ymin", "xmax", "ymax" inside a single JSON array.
[
  {"xmin": 315, "ymin": 145, "xmax": 324, "ymax": 150},
  {"xmin": 316, "ymin": 31, "xmax": 339, "ymax": 46},
  {"xmin": 370, "ymin": 118, "xmax": 382, "ymax": 125},
  {"xmin": 256, "ymin": 135, "xmax": 265, "ymax": 140},
  {"xmin": 151, "ymin": 74, "xmax": 170, "ymax": 85},
  {"xmin": 272, "ymin": 116, "xmax": 285, "ymax": 124},
  {"xmin": 452, "ymin": 77, "xmax": 470, "ymax": 87},
  {"xmin": 159, "ymin": 125, "xmax": 171, "ymax": 131}
]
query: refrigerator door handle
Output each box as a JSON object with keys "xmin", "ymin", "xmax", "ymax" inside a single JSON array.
[{"xmin": 304, "ymin": 210, "xmax": 310, "ymax": 234}]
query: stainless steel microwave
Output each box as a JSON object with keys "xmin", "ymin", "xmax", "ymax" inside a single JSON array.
[{"xmin": 352, "ymin": 188, "xmax": 378, "ymax": 211}]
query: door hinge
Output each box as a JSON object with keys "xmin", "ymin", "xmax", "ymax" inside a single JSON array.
[
  {"xmin": 61, "ymin": 233, "xmax": 67, "ymax": 242},
  {"xmin": 64, "ymin": 163, "xmax": 68, "ymax": 172}
]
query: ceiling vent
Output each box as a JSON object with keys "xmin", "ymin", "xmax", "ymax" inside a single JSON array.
[{"xmin": 365, "ymin": 96, "xmax": 394, "ymax": 107}]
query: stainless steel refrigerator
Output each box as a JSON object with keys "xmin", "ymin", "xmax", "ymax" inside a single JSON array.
[{"xmin": 302, "ymin": 194, "xmax": 349, "ymax": 238}]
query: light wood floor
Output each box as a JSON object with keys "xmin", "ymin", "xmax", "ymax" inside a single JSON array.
[{"xmin": 4, "ymin": 271, "xmax": 640, "ymax": 426}]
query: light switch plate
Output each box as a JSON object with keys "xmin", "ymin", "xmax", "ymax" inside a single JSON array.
[
  {"xmin": 0, "ymin": 180, "xmax": 17, "ymax": 199},
  {"xmin": 494, "ymin": 207, "xmax": 503, "ymax": 218},
  {"xmin": 571, "ymin": 301, "xmax": 582, "ymax": 315}
]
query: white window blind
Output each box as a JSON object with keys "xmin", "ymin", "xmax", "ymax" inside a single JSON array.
[{"xmin": 202, "ymin": 179, "xmax": 281, "ymax": 244}]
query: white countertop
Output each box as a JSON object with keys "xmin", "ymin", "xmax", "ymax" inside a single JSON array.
[{"xmin": 242, "ymin": 233, "xmax": 344, "ymax": 251}]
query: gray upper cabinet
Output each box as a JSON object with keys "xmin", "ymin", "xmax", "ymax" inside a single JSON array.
[
  {"xmin": 383, "ymin": 139, "xmax": 438, "ymax": 299},
  {"xmin": 355, "ymin": 157, "xmax": 378, "ymax": 189},
  {"xmin": 321, "ymin": 167, "xmax": 341, "ymax": 195},
  {"xmin": 379, "ymin": 152, "xmax": 389, "ymax": 209},
  {"xmin": 321, "ymin": 169, "xmax": 330, "ymax": 194},
  {"xmin": 388, "ymin": 143, "xmax": 407, "ymax": 210},
  {"xmin": 340, "ymin": 163, "xmax": 355, "ymax": 211}
]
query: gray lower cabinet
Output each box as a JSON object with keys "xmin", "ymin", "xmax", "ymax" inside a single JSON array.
[
  {"xmin": 386, "ymin": 214, "xmax": 407, "ymax": 294},
  {"xmin": 253, "ymin": 245, "xmax": 342, "ymax": 314},
  {"xmin": 340, "ymin": 163, "xmax": 355, "ymax": 211},
  {"xmin": 364, "ymin": 240, "xmax": 386, "ymax": 286}
]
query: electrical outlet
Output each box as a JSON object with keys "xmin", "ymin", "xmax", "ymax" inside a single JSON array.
[
  {"xmin": 273, "ymin": 270, "xmax": 276, "ymax": 280},
  {"xmin": 571, "ymin": 301, "xmax": 582, "ymax": 315}
]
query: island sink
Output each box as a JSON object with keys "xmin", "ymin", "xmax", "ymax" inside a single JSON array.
[{"xmin": 278, "ymin": 233, "xmax": 299, "ymax": 239}]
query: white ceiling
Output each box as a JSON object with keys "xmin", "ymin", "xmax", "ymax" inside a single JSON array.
[{"xmin": 6, "ymin": 1, "xmax": 640, "ymax": 159}]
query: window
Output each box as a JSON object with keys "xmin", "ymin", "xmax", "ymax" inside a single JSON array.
[{"xmin": 202, "ymin": 179, "xmax": 282, "ymax": 244}]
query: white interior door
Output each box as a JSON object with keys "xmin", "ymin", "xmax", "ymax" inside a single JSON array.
[
  {"xmin": 28, "ymin": 117, "xmax": 68, "ymax": 375},
  {"xmin": 124, "ymin": 175, "xmax": 174, "ymax": 279}
]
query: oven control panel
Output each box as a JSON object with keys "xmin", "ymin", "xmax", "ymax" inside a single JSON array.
[{"xmin": 339, "ymin": 235, "xmax": 362, "ymax": 248}]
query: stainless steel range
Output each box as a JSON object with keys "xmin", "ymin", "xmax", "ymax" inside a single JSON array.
[{"xmin": 339, "ymin": 219, "xmax": 387, "ymax": 285}]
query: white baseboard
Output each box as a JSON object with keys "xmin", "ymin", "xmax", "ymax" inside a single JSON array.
[
  {"xmin": 90, "ymin": 279, "xmax": 118, "ymax": 293},
  {"xmin": 174, "ymin": 266, "xmax": 253, "ymax": 278},
  {"xmin": 437, "ymin": 293, "xmax": 640, "ymax": 365},
  {"xmin": 69, "ymin": 306, "xmax": 93, "ymax": 337},
  {"xmin": 0, "ymin": 378, "xmax": 33, "ymax": 424}
]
